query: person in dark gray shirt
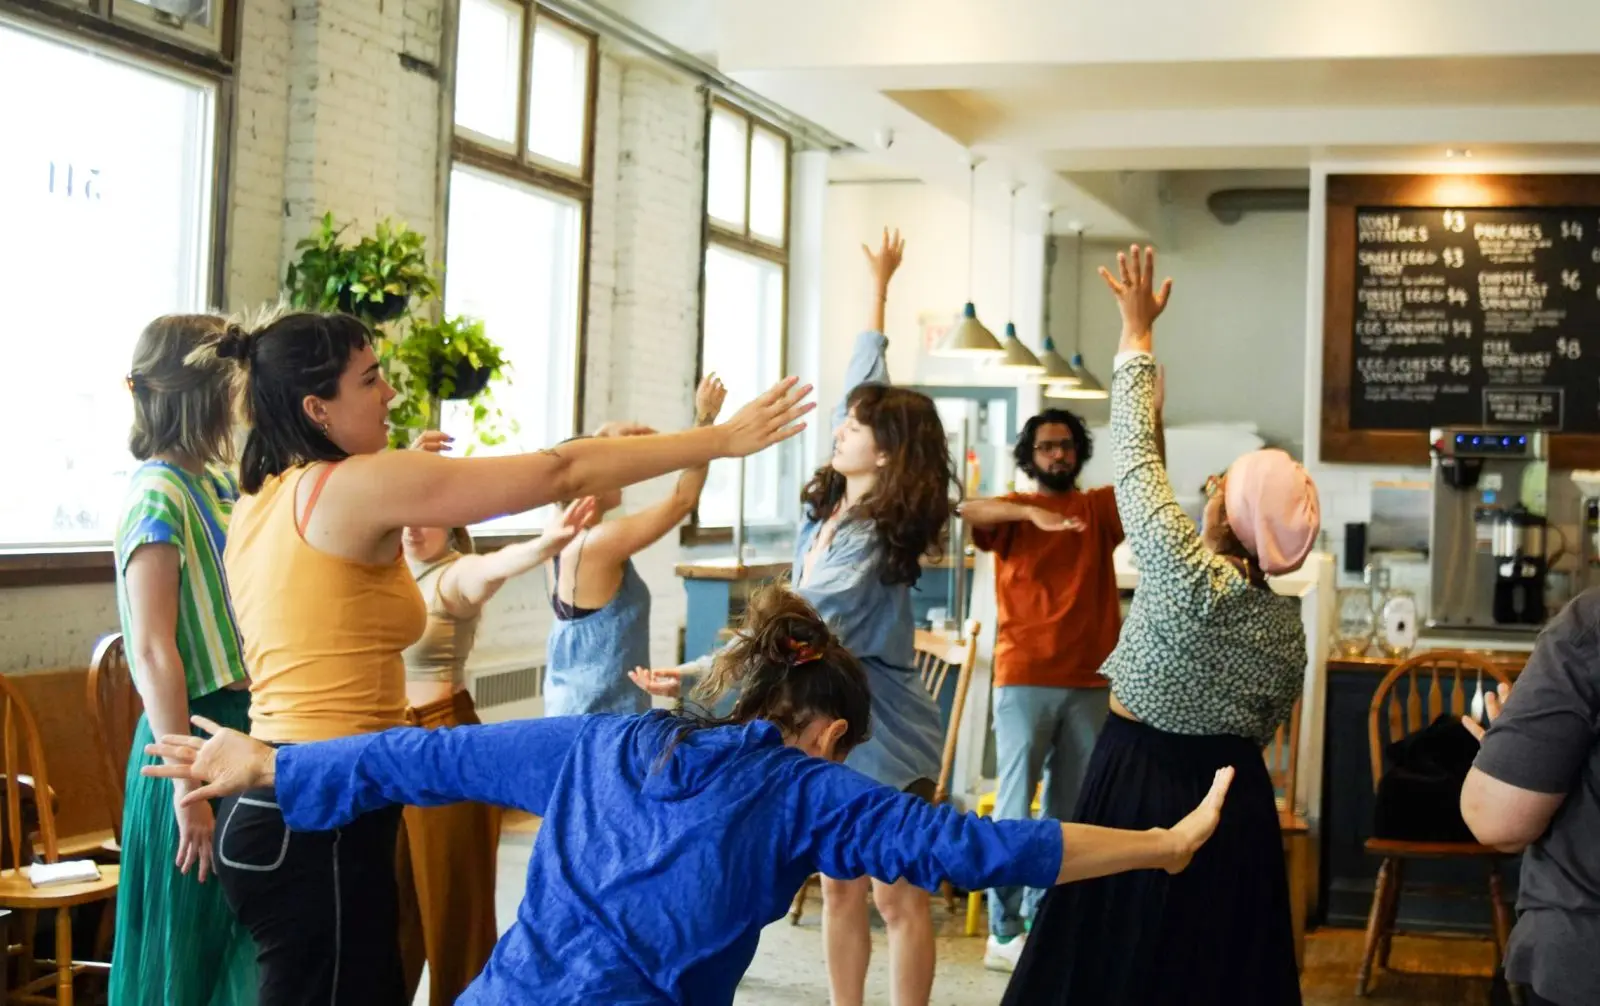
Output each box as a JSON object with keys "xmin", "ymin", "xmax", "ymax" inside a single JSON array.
[{"xmin": 1462, "ymin": 590, "xmax": 1600, "ymax": 1006}]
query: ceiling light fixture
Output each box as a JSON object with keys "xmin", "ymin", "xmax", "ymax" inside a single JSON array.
[
  {"xmin": 995, "ymin": 183, "xmax": 1044, "ymax": 374},
  {"xmin": 934, "ymin": 156, "xmax": 1005, "ymax": 358}
]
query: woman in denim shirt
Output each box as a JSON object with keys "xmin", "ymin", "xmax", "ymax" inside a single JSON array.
[{"xmin": 635, "ymin": 229, "xmax": 958, "ymax": 1006}]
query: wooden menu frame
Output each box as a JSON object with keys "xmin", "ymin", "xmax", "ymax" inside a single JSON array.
[{"xmin": 1321, "ymin": 172, "xmax": 1600, "ymax": 468}]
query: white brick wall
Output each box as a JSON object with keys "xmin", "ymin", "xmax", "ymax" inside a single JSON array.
[{"xmin": 1, "ymin": 22, "xmax": 712, "ymax": 678}]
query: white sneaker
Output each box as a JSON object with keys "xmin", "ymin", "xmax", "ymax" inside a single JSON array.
[{"xmin": 984, "ymin": 934, "xmax": 1025, "ymax": 973}]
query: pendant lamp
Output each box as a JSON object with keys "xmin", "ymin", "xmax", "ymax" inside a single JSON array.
[
  {"xmin": 1045, "ymin": 229, "xmax": 1109, "ymax": 400},
  {"xmin": 995, "ymin": 184, "xmax": 1044, "ymax": 373},
  {"xmin": 934, "ymin": 158, "xmax": 1005, "ymax": 358},
  {"xmin": 1034, "ymin": 212, "xmax": 1080, "ymax": 386}
]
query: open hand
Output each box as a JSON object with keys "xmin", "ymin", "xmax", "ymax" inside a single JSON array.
[
  {"xmin": 863, "ymin": 227, "xmax": 905, "ymax": 291},
  {"xmin": 1161, "ymin": 766, "xmax": 1233, "ymax": 874},
  {"xmin": 411, "ymin": 430, "xmax": 454, "ymax": 454},
  {"xmin": 173, "ymin": 794, "xmax": 215, "ymax": 883},
  {"xmin": 1029, "ymin": 508, "xmax": 1085, "ymax": 533},
  {"xmin": 1462, "ymin": 682, "xmax": 1510, "ymax": 742},
  {"xmin": 142, "ymin": 716, "xmax": 276, "ymax": 807},
  {"xmin": 629, "ymin": 666, "xmax": 684, "ymax": 699},
  {"xmin": 546, "ymin": 498, "xmax": 596, "ymax": 548},
  {"xmin": 1098, "ymin": 245, "xmax": 1172, "ymax": 353},
  {"xmin": 717, "ymin": 377, "xmax": 815, "ymax": 458},
  {"xmin": 695, "ymin": 373, "xmax": 727, "ymax": 427}
]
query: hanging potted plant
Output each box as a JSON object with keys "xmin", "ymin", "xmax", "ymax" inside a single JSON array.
[
  {"xmin": 383, "ymin": 315, "xmax": 514, "ymax": 451},
  {"xmin": 285, "ymin": 214, "xmax": 439, "ymax": 324}
]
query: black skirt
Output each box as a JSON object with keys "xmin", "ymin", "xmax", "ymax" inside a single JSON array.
[{"xmin": 1001, "ymin": 714, "xmax": 1301, "ymax": 1006}]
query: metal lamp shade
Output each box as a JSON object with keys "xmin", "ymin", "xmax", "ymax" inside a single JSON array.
[
  {"xmin": 1033, "ymin": 335, "xmax": 1078, "ymax": 385},
  {"xmin": 934, "ymin": 302, "xmax": 1005, "ymax": 357},
  {"xmin": 996, "ymin": 323, "xmax": 1044, "ymax": 373},
  {"xmin": 1046, "ymin": 354, "xmax": 1108, "ymax": 399}
]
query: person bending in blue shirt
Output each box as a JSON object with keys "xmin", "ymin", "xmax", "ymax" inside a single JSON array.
[{"xmin": 145, "ymin": 586, "xmax": 1234, "ymax": 1006}]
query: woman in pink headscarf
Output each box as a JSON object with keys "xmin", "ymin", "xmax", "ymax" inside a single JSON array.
[{"xmin": 1002, "ymin": 246, "xmax": 1318, "ymax": 1006}]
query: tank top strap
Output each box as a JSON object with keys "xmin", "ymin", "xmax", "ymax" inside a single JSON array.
[{"xmin": 296, "ymin": 462, "xmax": 342, "ymax": 538}]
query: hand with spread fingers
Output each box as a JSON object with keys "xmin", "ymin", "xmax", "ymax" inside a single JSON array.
[
  {"xmin": 629, "ymin": 666, "xmax": 686, "ymax": 699},
  {"xmin": 1098, "ymin": 244, "xmax": 1173, "ymax": 356},
  {"xmin": 717, "ymin": 376, "xmax": 815, "ymax": 458},
  {"xmin": 142, "ymin": 715, "xmax": 279, "ymax": 806},
  {"xmin": 1462, "ymin": 681, "xmax": 1511, "ymax": 742}
]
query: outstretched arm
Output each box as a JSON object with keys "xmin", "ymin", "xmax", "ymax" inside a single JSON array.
[
  {"xmin": 584, "ymin": 375, "xmax": 728, "ymax": 562},
  {"xmin": 441, "ymin": 498, "xmax": 595, "ymax": 612},
  {"xmin": 143, "ymin": 716, "xmax": 587, "ymax": 828},
  {"xmin": 791, "ymin": 760, "xmax": 1232, "ymax": 892}
]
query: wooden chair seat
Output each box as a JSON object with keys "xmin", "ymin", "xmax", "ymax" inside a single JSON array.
[
  {"xmin": 0, "ymin": 865, "xmax": 120, "ymax": 910},
  {"xmin": 1279, "ymin": 806, "xmax": 1310, "ymax": 836},
  {"xmin": 1363, "ymin": 837, "xmax": 1500, "ymax": 859},
  {"xmin": 40, "ymin": 830, "xmax": 119, "ymax": 865}
]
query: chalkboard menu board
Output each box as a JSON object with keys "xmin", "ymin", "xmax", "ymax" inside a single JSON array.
[{"xmin": 1350, "ymin": 206, "xmax": 1600, "ymax": 432}]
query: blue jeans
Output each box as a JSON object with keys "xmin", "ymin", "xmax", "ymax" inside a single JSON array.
[{"xmin": 987, "ymin": 684, "xmax": 1110, "ymax": 938}]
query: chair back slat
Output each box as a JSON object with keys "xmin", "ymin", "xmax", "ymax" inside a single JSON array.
[
  {"xmin": 0, "ymin": 676, "xmax": 62, "ymax": 873},
  {"xmin": 88, "ymin": 634, "xmax": 142, "ymax": 846},
  {"xmin": 913, "ymin": 624, "xmax": 981, "ymax": 806},
  {"xmin": 1366, "ymin": 651, "xmax": 1514, "ymax": 791}
]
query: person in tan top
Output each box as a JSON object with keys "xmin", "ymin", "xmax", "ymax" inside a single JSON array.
[
  {"xmin": 201, "ymin": 310, "xmax": 812, "ymax": 1006},
  {"xmin": 395, "ymin": 494, "xmax": 591, "ymax": 1006}
]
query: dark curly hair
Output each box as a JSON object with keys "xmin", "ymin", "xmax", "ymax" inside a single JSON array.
[
  {"xmin": 799, "ymin": 383, "xmax": 958, "ymax": 586},
  {"xmin": 661, "ymin": 585, "xmax": 872, "ymax": 764},
  {"xmin": 1014, "ymin": 408, "xmax": 1093, "ymax": 488}
]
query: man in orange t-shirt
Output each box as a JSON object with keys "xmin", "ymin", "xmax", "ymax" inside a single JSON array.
[{"xmin": 962, "ymin": 390, "xmax": 1164, "ymax": 972}]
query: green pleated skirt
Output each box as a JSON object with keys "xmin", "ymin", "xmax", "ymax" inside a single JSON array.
[{"xmin": 108, "ymin": 687, "xmax": 258, "ymax": 1006}]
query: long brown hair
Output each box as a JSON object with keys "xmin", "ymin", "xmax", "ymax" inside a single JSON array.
[
  {"xmin": 800, "ymin": 384, "xmax": 958, "ymax": 585},
  {"xmin": 663, "ymin": 586, "xmax": 871, "ymax": 762}
]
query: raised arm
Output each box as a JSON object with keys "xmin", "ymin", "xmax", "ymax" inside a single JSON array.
[
  {"xmin": 584, "ymin": 375, "xmax": 727, "ymax": 562},
  {"xmin": 144, "ymin": 716, "xmax": 588, "ymax": 828},
  {"xmin": 1100, "ymin": 248, "xmax": 1220, "ymax": 589},
  {"xmin": 327, "ymin": 377, "xmax": 810, "ymax": 533},
  {"xmin": 442, "ymin": 498, "xmax": 595, "ymax": 612},
  {"xmin": 831, "ymin": 229, "xmax": 903, "ymax": 429},
  {"xmin": 791, "ymin": 759, "xmax": 1231, "ymax": 892}
]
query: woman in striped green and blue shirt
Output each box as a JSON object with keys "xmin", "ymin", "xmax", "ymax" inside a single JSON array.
[{"xmin": 109, "ymin": 314, "xmax": 257, "ymax": 1005}]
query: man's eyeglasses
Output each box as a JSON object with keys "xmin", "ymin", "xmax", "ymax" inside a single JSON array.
[{"xmin": 1034, "ymin": 439, "xmax": 1075, "ymax": 457}]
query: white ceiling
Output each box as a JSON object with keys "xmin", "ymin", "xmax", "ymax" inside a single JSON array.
[{"xmin": 594, "ymin": 0, "xmax": 1600, "ymax": 238}]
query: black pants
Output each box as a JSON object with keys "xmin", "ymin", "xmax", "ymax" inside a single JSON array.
[{"xmin": 214, "ymin": 786, "xmax": 406, "ymax": 1006}]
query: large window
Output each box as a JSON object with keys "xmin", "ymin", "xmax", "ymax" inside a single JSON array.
[
  {"xmin": 697, "ymin": 103, "xmax": 791, "ymax": 531},
  {"xmin": 0, "ymin": 19, "xmax": 217, "ymax": 549},
  {"xmin": 445, "ymin": 2, "xmax": 594, "ymax": 534}
]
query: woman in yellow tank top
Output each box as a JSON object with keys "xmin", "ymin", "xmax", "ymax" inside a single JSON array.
[{"xmin": 198, "ymin": 311, "xmax": 813, "ymax": 1006}]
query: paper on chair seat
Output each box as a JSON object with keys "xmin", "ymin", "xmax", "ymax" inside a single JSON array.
[{"xmin": 28, "ymin": 860, "xmax": 101, "ymax": 888}]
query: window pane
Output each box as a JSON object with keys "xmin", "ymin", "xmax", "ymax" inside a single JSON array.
[
  {"xmin": 706, "ymin": 107, "xmax": 747, "ymax": 229},
  {"xmin": 442, "ymin": 166, "xmax": 582, "ymax": 532},
  {"xmin": 526, "ymin": 17, "xmax": 590, "ymax": 171},
  {"xmin": 454, "ymin": 0, "xmax": 523, "ymax": 145},
  {"xmin": 0, "ymin": 23, "xmax": 214, "ymax": 547},
  {"xmin": 748, "ymin": 126, "xmax": 787, "ymax": 244},
  {"xmin": 125, "ymin": 0, "xmax": 214, "ymax": 29},
  {"xmin": 699, "ymin": 244, "xmax": 785, "ymax": 526}
]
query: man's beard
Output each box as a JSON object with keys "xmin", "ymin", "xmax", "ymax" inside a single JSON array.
[{"xmin": 1033, "ymin": 466, "xmax": 1078, "ymax": 493}]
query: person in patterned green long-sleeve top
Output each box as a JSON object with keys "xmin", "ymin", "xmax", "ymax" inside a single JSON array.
[
  {"xmin": 110, "ymin": 314, "xmax": 257, "ymax": 1005},
  {"xmin": 1002, "ymin": 247, "xmax": 1321, "ymax": 1006}
]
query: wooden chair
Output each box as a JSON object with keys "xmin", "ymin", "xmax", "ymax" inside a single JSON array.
[
  {"xmin": 1266, "ymin": 699, "xmax": 1309, "ymax": 972},
  {"xmin": 86, "ymin": 635, "xmax": 141, "ymax": 849},
  {"xmin": 1355, "ymin": 651, "xmax": 1515, "ymax": 998},
  {"xmin": 0, "ymin": 672, "xmax": 119, "ymax": 1005},
  {"xmin": 788, "ymin": 623, "xmax": 981, "ymax": 925}
]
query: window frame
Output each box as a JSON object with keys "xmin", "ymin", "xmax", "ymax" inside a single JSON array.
[
  {"xmin": 445, "ymin": 2, "xmax": 597, "ymax": 549},
  {"xmin": 685, "ymin": 99, "xmax": 793, "ymax": 546},
  {"xmin": 0, "ymin": 3, "xmax": 235, "ymax": 584}
]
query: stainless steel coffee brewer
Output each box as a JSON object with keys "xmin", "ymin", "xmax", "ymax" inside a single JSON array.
[{"xmin": 1428, "ymin": 428, "xmax": 1549, "ymax": 633}]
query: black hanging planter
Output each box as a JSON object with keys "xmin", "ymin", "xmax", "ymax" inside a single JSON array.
[
  {"xmin": 337, "ymin": 286, "xmax": 410, "ymax": 323},
  {"xmin": 430, "ymin": 359, "xmax": 495, "ymax": 401}
]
